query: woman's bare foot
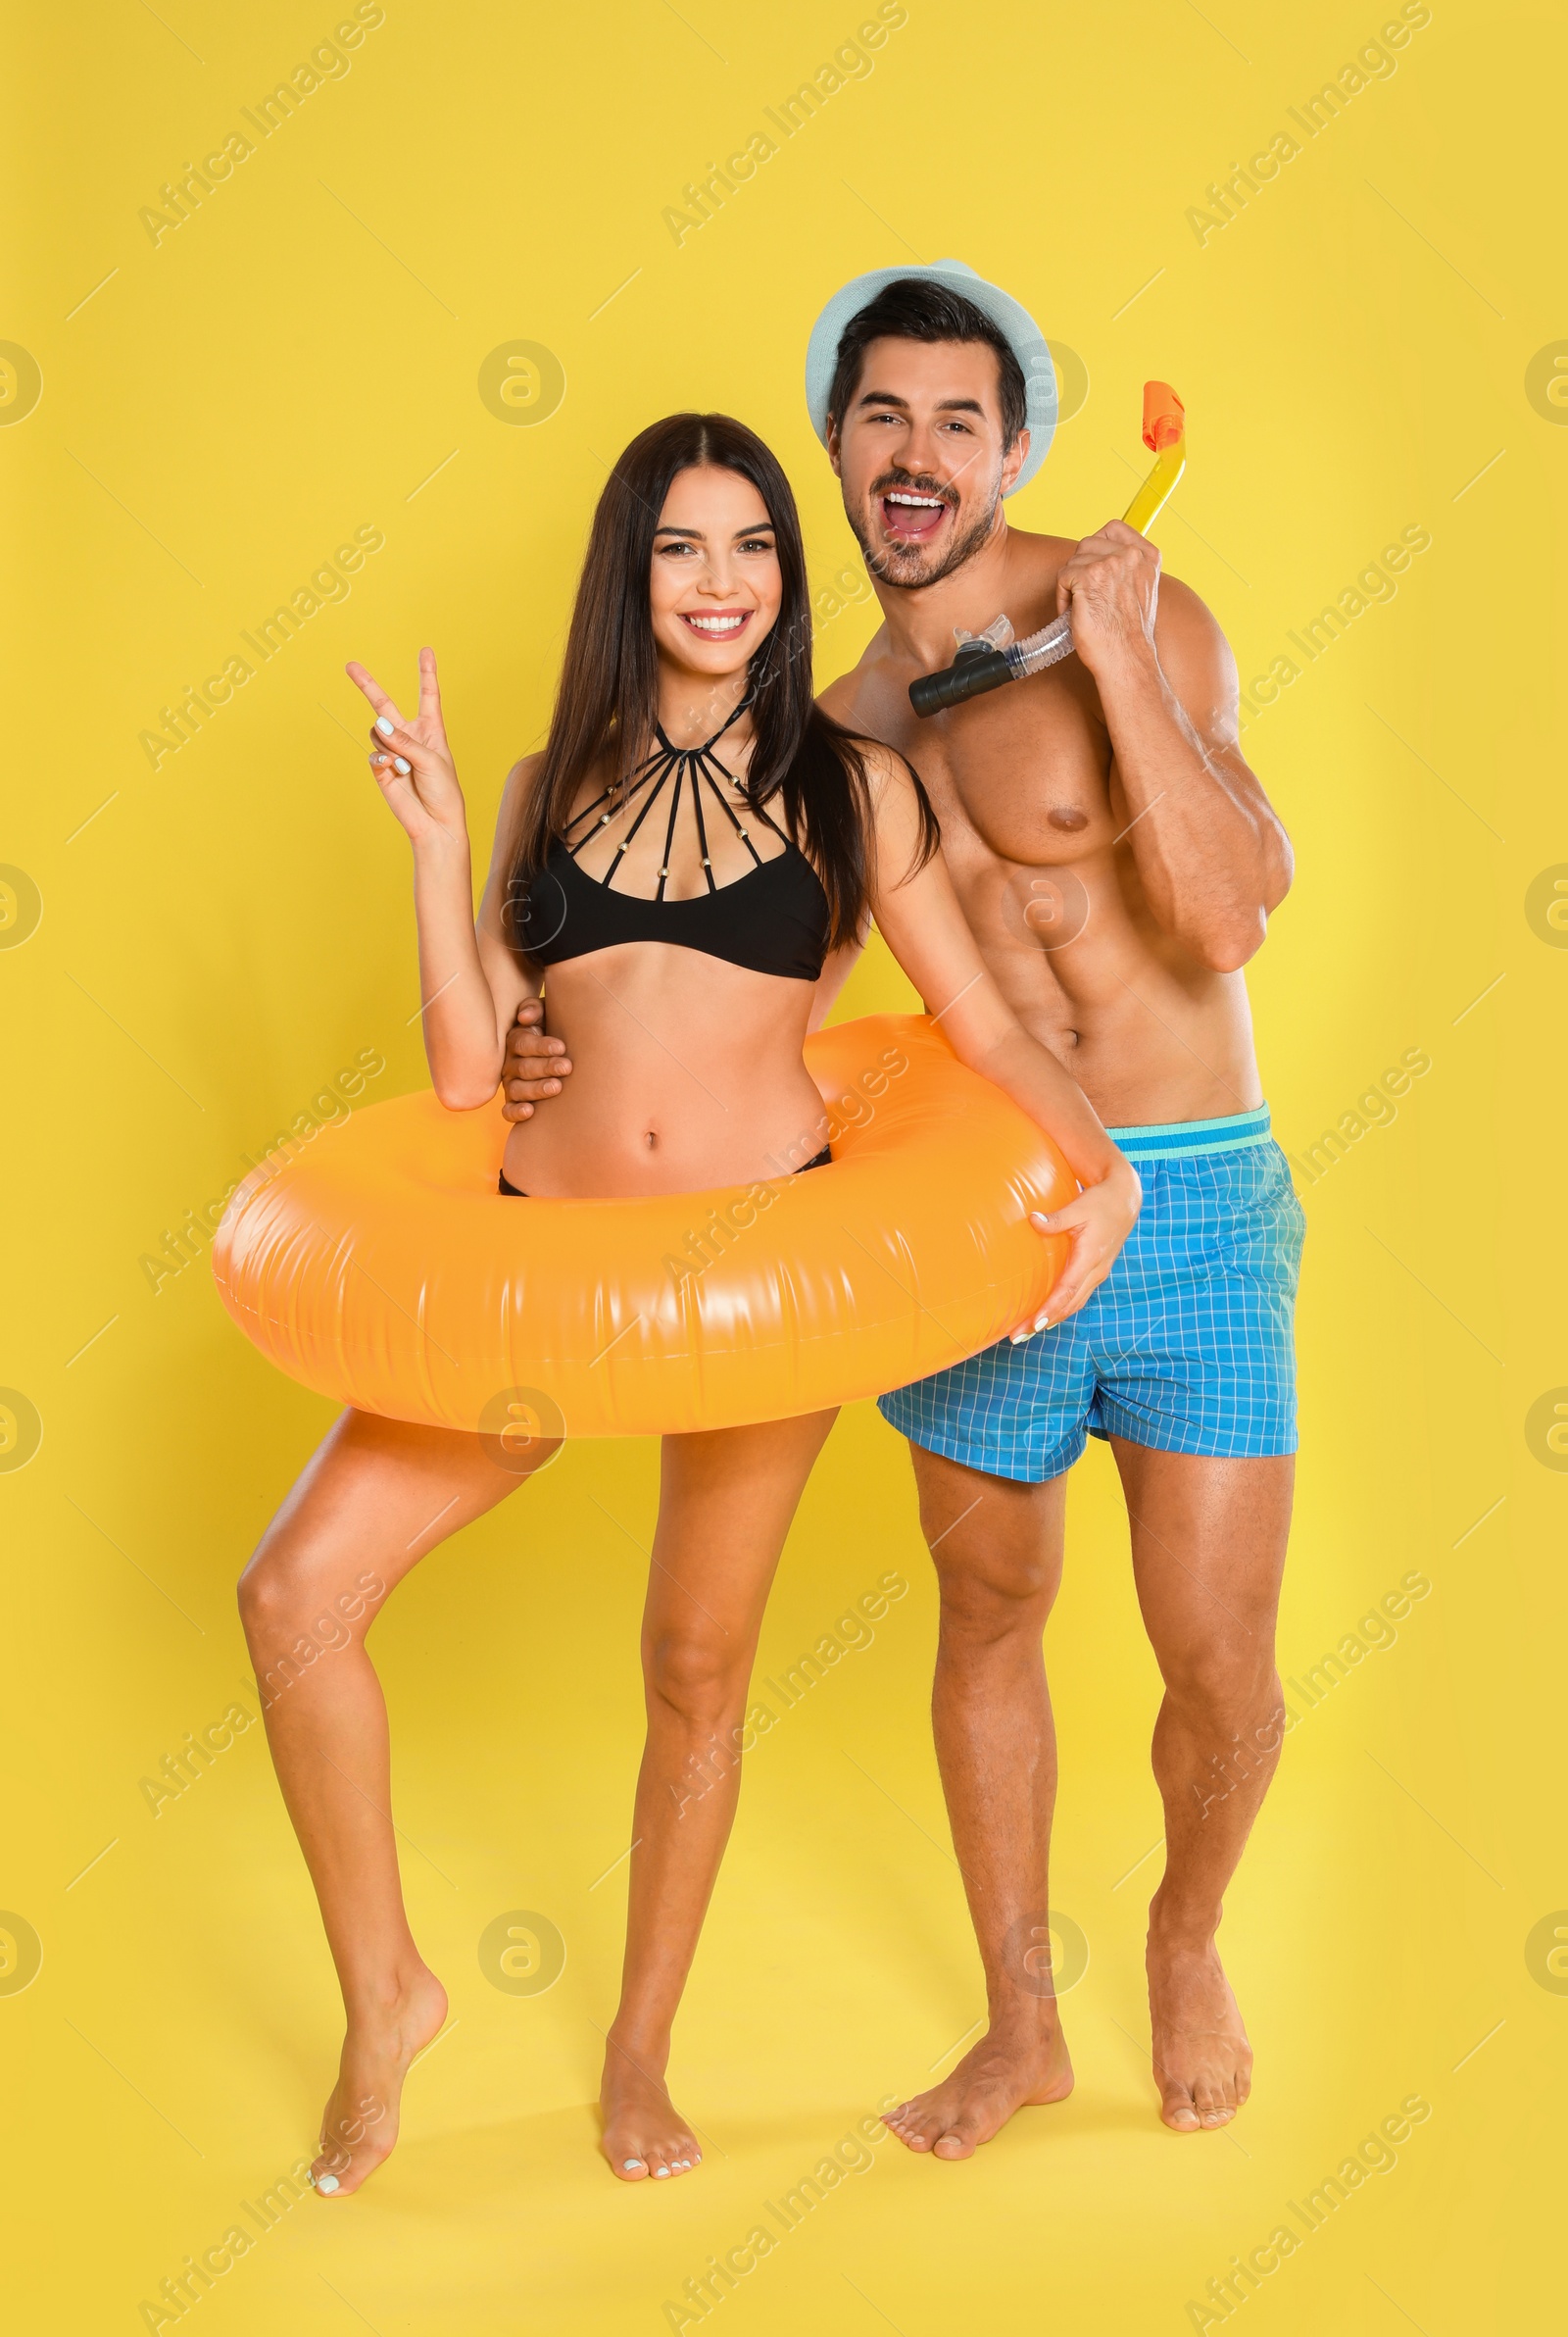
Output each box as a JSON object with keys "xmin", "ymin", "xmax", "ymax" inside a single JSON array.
[
  {"xmin": 886, "ymin": 2012, "xmax": 1074, "ymax": 2161},
  {"xmin": 599, "ymin": 2036, "xmax": 703, "ymax": 2183},
  {"xmin": 311, "ymin": 1964, "xmax": 449, "ymax": 2197},
  {"xmin": 1145, "ymin": 1913, "xmax": 1252, "ymax": 2132}
]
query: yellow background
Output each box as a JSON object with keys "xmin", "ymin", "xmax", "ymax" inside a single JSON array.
[{"xmin": 4, "ymin": 0, "xmax": 1562, "ymax": 2328}]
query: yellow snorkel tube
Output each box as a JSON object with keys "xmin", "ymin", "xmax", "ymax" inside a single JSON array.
[
  {"xmin": 1121, "ymin": 378, "xmax": 1186, "ymax": 532},
  {"xmin": 908, "ymin": 380, "xmax": 1187, "ymax": 717}
]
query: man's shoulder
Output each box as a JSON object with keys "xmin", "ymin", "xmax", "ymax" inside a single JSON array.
[
  {"xmin": 817, "ymin": 662, "xmax": 877, "ymax": 721},
  {"xmin": 1011, "ymin": 519, "xmax": 1205, "ymax": 605},
  {"xmin": 1004, "ymin": 521, "xmax": 1080, "ymax": 571},
  {"xmin": 1020, "ymin": 517, "xmax": 1224, "ymax": 651},
  {"xmin": 1147, "ymin": 567, "xmax": 1230, "ymax": 672},
  {"xmin": 817, "ymin": 624, "xmax": 896, "ymax": 723}
]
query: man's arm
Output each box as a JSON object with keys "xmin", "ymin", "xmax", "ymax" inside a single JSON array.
[{"xmin": 1060, "ymin": 522, "xmax": 1293, "ymax": 972}]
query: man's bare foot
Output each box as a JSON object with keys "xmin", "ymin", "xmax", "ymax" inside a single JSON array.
[
  {"xmin": 886, "ymin": 2014, "xmax": 1074, "ymax": 2161},
  {"xmin": 1146, "ymin": 1914, "xmax": 1252, "ymax": 2132},
  {"xmin": 600, "ymin": 2037, "xmax": 703, "ymax": 2183},
  {"xmin": 310, "ymin": 1964, "xmax": 448, "ymax": 2197}
]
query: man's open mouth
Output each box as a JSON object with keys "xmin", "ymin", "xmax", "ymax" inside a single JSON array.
[
  {"xmin": 879, "ymin": 489, "xmax": 952, "ymax": 543},
  {"xmin": 680, "ymin": 610, "xmax": 752, "ymax": 637}
]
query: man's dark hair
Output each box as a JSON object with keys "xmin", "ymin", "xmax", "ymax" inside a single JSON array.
[{"xmin": 827, "ymin": 279, "xmax": 1028, "ymax": 449}]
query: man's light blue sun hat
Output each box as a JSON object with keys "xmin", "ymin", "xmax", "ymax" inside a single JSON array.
[{"xmin": 804, "ymin": 259, "xmax": 1057, "ymax": 494}]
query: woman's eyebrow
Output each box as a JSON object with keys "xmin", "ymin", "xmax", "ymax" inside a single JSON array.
[{"xmin": 652, "ymin": 522, "xmax": 775, "ymax": 540}]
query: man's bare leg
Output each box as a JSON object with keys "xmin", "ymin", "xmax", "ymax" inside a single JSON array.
[
  {"xmin": 1109, "ymin": 1441, "xmax": 1293, "ymax": 2133},
  {"xmin": 885, "ymin": 1447, "xmax": 1075, "ymax": 2161}
]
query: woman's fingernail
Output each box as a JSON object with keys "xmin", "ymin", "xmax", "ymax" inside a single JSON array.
[
  {"xmin": 394, "ymin": 757, "xmax": 410, "ymax": 774},
  {"xmin": 375, "ymin": 716, "xmax": 394, "ymax": 735},
  {"xmin": 316, "ymin": 2173, "xmax": 340, "ymax": 2194}
]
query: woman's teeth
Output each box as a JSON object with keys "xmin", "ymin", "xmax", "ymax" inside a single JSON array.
[{"xmin": 684, "ymin": 612, "xmax": 748, "ymax": 633}]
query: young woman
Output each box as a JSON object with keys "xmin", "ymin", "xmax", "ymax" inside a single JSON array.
[{"xmin": 238, "ymin": 413, "xmax": 1141, "ymax": 2198}]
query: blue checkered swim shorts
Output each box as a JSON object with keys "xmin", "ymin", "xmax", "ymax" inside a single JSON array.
[{"xmin": 877, "ymin": 1106, "xmax": 1305, "ymax": 1484}]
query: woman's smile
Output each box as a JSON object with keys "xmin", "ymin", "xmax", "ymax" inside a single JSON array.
[{"xmin": 679, "ymin": 607, "xmax": 753, "ymax": 638}]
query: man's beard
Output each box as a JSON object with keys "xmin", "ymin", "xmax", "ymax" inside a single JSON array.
[{"xmin": 848, "ymin": 471, "xmax": 1004, "ymax": 591}]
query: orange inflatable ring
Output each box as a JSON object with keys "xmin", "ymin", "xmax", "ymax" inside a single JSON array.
[{"xmin": 212, "ymin": 1016, "xmax": 1073, "ymax": 1441}]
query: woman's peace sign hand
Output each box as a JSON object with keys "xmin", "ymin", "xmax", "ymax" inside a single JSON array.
[{"xmin": 347, "ymin": 647, "xmax": 466, "ymax": 850}]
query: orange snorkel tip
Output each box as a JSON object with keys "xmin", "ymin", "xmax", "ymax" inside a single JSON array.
[{"xmin": 1142, "ymin": 380, "xmax": 1186, "ymax": 454}]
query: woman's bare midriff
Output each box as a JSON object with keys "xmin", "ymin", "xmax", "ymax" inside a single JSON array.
[{"xmin": 500, "ymin": 942, "xmax": 829, "ymax": 1198}]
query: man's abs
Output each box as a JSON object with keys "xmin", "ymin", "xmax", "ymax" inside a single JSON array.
[
  {"xmin": 836, "ymin": 650, "xmax": 1263, "ymax": 1128},
  {"xmin": 943, "ymin": 825, "xmax": 1263, "ymax": 1126}
]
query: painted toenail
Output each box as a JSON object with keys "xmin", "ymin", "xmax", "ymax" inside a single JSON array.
[
  {"xmin": 654, "ymin": 2166, "xmax": 670, "ymax": 2178},
  {"xmin": 316, "ymin": 2174, "xmax": 339, "ymax": 2193},
  {"xmin": 622, "ymin": 2159, "xmax": 643, "ymax": 2171}
]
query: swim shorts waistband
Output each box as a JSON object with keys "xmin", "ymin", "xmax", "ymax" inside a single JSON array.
[{"xmin": 1104, "ymin": 1104, "xmax": 1272, "ymax": 1163}]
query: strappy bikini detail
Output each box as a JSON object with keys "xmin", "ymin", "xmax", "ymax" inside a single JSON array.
[
  {"xmin": 565, "ymin": 697, "xmax": 785, "ymax": 897},
  {"xmin": 514, "ymin": 701, "xmax": 831, "ymax": 983}
]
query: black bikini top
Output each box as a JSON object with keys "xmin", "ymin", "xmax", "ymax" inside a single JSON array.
[{"xmin": 513, "ymin": 701, "xmax": 831, "ymax": 983}]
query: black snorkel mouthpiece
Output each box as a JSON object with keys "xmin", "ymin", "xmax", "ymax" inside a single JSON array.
[{"xmin": 906, "ymin": 641, "xmax": 1016, "ymax": 719}]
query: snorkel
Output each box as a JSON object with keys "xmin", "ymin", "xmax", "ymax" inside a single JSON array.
[{"xmin": 907, "ymin": 381, "xmax": 1186, "ymax": 717}]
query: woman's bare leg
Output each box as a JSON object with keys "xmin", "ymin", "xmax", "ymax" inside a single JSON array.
[
  {"xmin": 600, "ymin": 1409, "xmax": 837, "ymax": 2181},
  {"xmin": 238, "ymin": 1407, "xmax": 552, "ymax": 2196}
]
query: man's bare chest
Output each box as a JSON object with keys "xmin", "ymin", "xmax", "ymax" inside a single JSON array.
[{"xmin": 893, "ymin": 677, "xmax": 1117, "ymax": 872}]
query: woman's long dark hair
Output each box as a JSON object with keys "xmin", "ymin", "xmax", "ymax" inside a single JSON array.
[{"xmin": 509, "ymin": 411, "xmax": 935, "ymax": 951}]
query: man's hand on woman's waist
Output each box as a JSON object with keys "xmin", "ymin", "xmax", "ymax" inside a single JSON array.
[{"xmin": 501, "ymin": 998, "xmax": 572, "ymax": 1120}]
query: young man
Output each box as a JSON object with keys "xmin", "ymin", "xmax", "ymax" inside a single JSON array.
[{"xmin": 504, "ymin": 264, "xmax": 1300, "ymax": 2150}]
